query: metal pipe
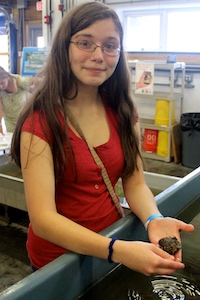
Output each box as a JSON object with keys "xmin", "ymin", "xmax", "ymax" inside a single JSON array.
[{"xmin": 0, "ymin": 7, "xmax": 11, "ymax": 21}]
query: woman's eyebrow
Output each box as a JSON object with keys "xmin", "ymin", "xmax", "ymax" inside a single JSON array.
[
  {"xmin": 74, "ymin": 34, "xmax": 119, "ymax": 42},
  {"xmin": 74, "ymin": 34, "xmax": 92, "ymax": 39}
]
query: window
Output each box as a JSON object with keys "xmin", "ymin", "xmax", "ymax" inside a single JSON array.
[
  {"xmin": 125, "ymin": 13, "xmax": 161, "ymax": 51},
  {"xmin": 167, "ymin": 10, "xmax": 200, "ymax": 52},
  {"xmin": 123, "ymin": 6, "xmax": 200, "ymax": 53},
  {"xmin": 28, "ymin": 24, "xmax": 42, "ymax": 47}
]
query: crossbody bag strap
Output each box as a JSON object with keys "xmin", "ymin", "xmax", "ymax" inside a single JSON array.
[{"xmin": 66, "ymin": 107, "xmax": 124, "ymax": 218}]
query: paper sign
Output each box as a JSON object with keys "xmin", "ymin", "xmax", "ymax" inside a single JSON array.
[{"xmin": 135, "ymin": 62, "xmax": 154, "ymax": 95}]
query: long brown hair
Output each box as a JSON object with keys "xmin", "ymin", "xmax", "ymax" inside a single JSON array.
[{"xmin": 11, "ymin": 1, "xmax": 142, "ymax": 181}]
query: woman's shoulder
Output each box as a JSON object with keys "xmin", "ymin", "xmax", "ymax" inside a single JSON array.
[
  {"xmin": 22, "ymin": 111, "xmax": 53, "ymax": 143},
  {"xmin": 12, "ymin": 74, "xmax": 30, "ymax": 89}
]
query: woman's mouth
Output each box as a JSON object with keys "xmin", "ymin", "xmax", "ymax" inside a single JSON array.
[{"xmin": 85, "ymin": 67, "xmax": 105, "ymax": 73}]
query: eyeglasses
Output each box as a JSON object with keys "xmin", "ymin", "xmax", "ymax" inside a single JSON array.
[{"xmin": 70, "ymin": 40, "xmax": 121, "ymax": 57}]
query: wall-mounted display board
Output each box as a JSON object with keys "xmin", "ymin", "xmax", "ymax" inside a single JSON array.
[{"xmin": 21, "ymin": 47, "xmax": 50, "ymax": 76}]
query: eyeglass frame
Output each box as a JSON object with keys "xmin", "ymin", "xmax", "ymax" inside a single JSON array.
[{"xmin": 69, "ymin": 40, "xmax": 121, "ymax": 57}]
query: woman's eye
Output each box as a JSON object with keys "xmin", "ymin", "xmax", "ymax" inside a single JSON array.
[
  {"xmin": 104, "ymin": 44, "xmax": 115, "ymax": 50},
  {"xmin": 79, "ymin": 40, "xmax": 90, "ymax": 48}
]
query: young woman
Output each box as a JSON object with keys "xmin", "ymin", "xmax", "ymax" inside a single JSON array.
[{"xmin": 11, "ymin": 2, "xmax": 194, "ymax": 274}]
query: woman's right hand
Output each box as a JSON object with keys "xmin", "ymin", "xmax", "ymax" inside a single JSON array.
[{"xmin": 112, "ymin": 240, "xmax": 184, "ymax": 276}]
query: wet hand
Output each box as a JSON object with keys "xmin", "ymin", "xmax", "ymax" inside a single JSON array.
[
  {"xmin": 112, "ymin": 240, "xmax": 185, "ymax": 276},
  {"xmin": 147, "ymin": 217, "xmax": 195, "ymax": 261}
]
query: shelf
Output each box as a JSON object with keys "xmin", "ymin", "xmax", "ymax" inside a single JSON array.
[
  {"xmin": 142, "ymin": 151, "xmax": 172, "ymax": 162},
  {"xmin": 128, "ymin": 61, "xmax": 185, "ymax": 71},
  {"xmin": 130, "ymin": 60, "xmax": 185, "ymax": 162},
  {"xmin": 140, "ymin": 118, "xmax": 170, "ymax": 131},
  {"xmin": 132, "ymin": 87, "xmax": 184, "ymax": 100}
]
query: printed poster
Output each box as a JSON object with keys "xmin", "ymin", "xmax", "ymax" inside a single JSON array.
[{"xmin": 135, "ymin": 62, "xmax": 154, "ymax": 95}]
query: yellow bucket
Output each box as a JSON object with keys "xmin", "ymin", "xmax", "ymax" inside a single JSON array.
[
  {"xmin": 154, "ymin": 100, "xmax": 176, "ymax": 126},
  {"xmin": 157, "ymin": 131, "xmax": 168, "ymax": 156}
]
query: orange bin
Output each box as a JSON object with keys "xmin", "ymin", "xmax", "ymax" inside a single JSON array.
[{"xmin": 143, "ymin": 129, "xmax": 158, "ymax": 153}]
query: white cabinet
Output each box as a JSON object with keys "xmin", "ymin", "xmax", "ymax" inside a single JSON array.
[{"xmin": 129, "ymin": 61, "xmax": 185, "ymax": 162}]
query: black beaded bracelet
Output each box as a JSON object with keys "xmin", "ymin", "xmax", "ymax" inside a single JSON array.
[{"xmin": 108, "ymin": 237, "xmax": 118, "ymax": 263}]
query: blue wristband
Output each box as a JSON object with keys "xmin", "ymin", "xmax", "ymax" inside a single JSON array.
[
  {"xmin": 108, "ymin": 237, "xmax": 118, "ymax": 263},
  {"xmin": 144, "ymin": 213, "xmax": 164, "ymax": 230}
]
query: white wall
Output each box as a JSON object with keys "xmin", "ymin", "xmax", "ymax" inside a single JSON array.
[
  {"xmin": 184, "ymin": 75, "xmax": 200, "ymax": 113},
  {"xmin": 75, "ymin": 0, "xmax": 94, "ymax": 3},
  {"xmin": 105, "ymin": 0, "xmax": 200, "ymax": 10},
  {"xmin": 42, "ymin": 0, "xmax": 65, "ymax": 46}
]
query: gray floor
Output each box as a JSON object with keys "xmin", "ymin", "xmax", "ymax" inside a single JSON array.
[
  {"xmin": 0, "ymin": 222, "xmax": 30, "ymax": 292},
  {"xmin": 0, "ymin": 158, "xmax": 195, "ymax": 293},
  {"xmin": 144, "ymin": 158, "xmax": 194, "ymax": 178}
]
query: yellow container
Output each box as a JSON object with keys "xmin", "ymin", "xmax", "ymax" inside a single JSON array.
[
  {"xmin": 154, "ymin": 100, "xmax": 176, "ymax": 126},
  {"xmin": 157, "ymin": 131, "xmax": 168, "ymax": 157}
]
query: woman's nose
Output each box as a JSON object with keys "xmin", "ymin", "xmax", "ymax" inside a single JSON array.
[{"xmin": 90, "ymin": 46, "xmax": 104, "ymax": 61}]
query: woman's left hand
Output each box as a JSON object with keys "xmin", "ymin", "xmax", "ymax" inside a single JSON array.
[{"xmin": 147, "ymin": 217, "xmax": 195, "ymax": 261}]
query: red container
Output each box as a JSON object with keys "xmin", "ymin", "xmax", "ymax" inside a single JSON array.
[{"xmin": 143, "ymin": 129, "xmax": 158, "ymax": 152}]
